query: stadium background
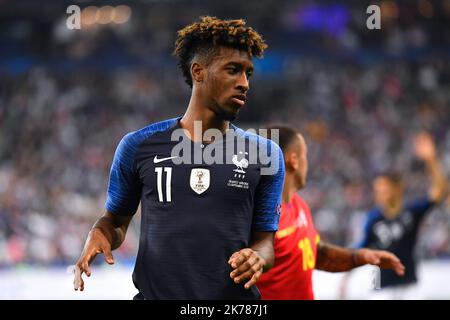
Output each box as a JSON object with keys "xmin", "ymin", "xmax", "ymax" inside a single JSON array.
[{"xmin": 0, "ymin": 0, "xmax": 449, "ymax": 299}]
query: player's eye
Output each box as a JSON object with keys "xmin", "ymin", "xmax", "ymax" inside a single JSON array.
[
  {"xmin": 246, "ymin": 71, "xmax": 253, "ymax": 78},
  {"xmin": 227, "ymin": 67, "xmax": 238, "ymax": 75}
]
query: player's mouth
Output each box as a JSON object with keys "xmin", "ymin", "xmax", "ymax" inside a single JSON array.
[{"xmin": 231, "ymin": 94, "xmax": 246, "ymax": 107}]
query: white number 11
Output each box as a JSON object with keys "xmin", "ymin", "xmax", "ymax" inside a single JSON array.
[{"xmin": 155, "ymin": 167, "xmax": 172, "ymax": 202}]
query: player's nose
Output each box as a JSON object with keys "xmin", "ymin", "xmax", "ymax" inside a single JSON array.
[{"xmin": 236, "ymin": 73, "xmax": 249, "ymax": 92}]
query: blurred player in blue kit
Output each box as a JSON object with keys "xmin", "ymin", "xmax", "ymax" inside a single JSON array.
[{"xmin": 342, "ymin": 132, "xmax": 448, "ymax": 299}]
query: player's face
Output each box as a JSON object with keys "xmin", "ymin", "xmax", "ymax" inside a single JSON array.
[
  {"xmin": 204, "ymin": 47, "xmax": 253, "ymax": 121},
  {"xmin": 286, "ymin": 134, "xmax": 308, "ymax": 190},
  {"xmin": 373, "ymin": 177, "xmax": 402, "ymax": 209}
]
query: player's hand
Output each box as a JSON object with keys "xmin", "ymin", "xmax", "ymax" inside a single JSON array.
[
  {"xmin": 73, "ymin": 228, "xmax": 115, "ymax": 291},
  {"xmin": 228, "ymin": 248, "xmax": 266, "ymax": 289},
  {"xmin": 356, "ymin": 248, "xmax": 405, "ymax": 276},
  {"xmin": 414, "ymin": 131, "xmax": 436, "ymax": 162}
]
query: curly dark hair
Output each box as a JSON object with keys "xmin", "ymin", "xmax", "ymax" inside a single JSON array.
[{"xmin": 173, "ymin": 16, "xmax": 268, "ymax": 88}]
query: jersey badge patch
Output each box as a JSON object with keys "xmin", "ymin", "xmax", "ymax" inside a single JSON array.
[{"xmin": 190, "ymin": 168, "xmax": 210, "ymax": 194}]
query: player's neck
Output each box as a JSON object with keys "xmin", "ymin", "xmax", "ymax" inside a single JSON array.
[
  {"xmin": 282, "ymin": 175, "xmax": 297, "ymax": 204},
  {"xmin": 384, "ymin": 200, "xmax": 403, "ymax": 219},
  {"xmin": 181, "ymin": 96, "xmax": 229, "ymax": 141}
]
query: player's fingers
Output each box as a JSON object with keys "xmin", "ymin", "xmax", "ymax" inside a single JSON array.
[
  {"xmin": 379, "ymin": 252, "xmax": 400, "ymax": 265},
  {"xmin": 103, "ymin": 247, "xmax": 115, "ymax": 265},
  {"xmin": 73, "ymin": 265, "xmax": 84, "ymax": 291},
  {"xmin": 377, "ymin": 252, "xmax": 405, "ymax": 275},
  {"xmin": 232, "ymin": 259, "xmax": 263, "ymax": 283},
  {"xmin": 86, "ymin": 248, "xmax": 100, "ymax": 264},
  {"xmin": 232, "ymin": 268, "xmax": 256, "ymax": 284},
  {"xmin": 85, "ymin": 247, "xmax": 104, "ymax": 272},
  {"xmin": 379, "ymin": 250, "xmax": 400, "ymax": 261},
  {"xmin": 388, "ymin": 253, "xmax": 401, "ymax": 263},
  {"xmin": 365, "ymin": 252, "xmax": 380, "ymax": 265},
  {"xmin": 244, "ymin": 269, "xmax": 263, "ymax": 289},
  {"xmin": 230, "ymin": 256, "xmax": 258, "ymax": 278},
  {"xmin": 384, "ymin": 257, "xmax": 405, "ymax": 276},
  {"xmin": 240, "ymin": 248, "xmax": 252, "ymax": 257},
  {"xmin": 229, "ymin": 252, "xmax": 247, "ymax": 269},
  {"xmin": 232, "ymin": 249, "xmax": 254, "ymax": 268},
  {"xmin": 393, "ymin": 261, "xmax": 405, "ymax": 276},
  {"xmin": 228, "ymin": 252, "xmax": 239, "ymax": 265},
  {"xmin": 81, "ymin": 259, "xmax": 91, "ymax": 277},
  {"xmin": 79, "ymin": 276, "xmax": 85, "ymax": 291}
]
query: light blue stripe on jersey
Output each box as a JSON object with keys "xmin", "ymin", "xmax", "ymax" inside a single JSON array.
[{"xmin": 105, "ymin": 117, "xmax": 179, "ymax": 215}]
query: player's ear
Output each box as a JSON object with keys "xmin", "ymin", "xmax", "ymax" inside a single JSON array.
[
  {"xmin": 291, "ymin": 152, "xmax": 300, "ymax": 170},
  {"xmin": 191, "ymin": 62, "xmax": 205, "ymax": 84},
  {"xmin": 285, "ymin": 151, "xmax": 299, "ymax": 171}
]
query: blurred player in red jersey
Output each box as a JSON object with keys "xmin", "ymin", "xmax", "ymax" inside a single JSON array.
[{"xmin": 256, "ymin": 125, "xmax": 405, "ymax": 300}]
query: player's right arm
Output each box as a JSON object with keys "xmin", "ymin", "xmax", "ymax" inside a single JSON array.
[
  {"xmin": 414, "ymin": 131, "xmax": 448, "ymax": 203},
  {"xmin": 315, "ymin": 242, "xmax": 405, "ymax": 275},
  {"xmin": 74, "ymin": 132, "xmax": 142, "ymax": 291},
  {"xmin": 74, "ymin": 211, "xmax": 133, "ymax": 291}
]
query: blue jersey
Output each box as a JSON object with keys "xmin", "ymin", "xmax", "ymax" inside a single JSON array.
[
  {"xmin": 105, "ymin": 117, "xmax": 285, "ymax": 299},
  {"xmin": 356, "ymin": 197, "xmax": 435, "ymax": 288}
]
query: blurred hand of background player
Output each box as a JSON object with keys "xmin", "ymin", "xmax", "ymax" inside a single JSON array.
[
  {"xmin": 228, "ymin": 248, "xmax": 266, "ymax": 289},
  {"xmin": 356, "ymin": 248, "xmax": 405, "ymax": 276},
  {"xmin": 73, "ymin": 228, "xmax": 115, "ymax": 291},
  {"xmin": 414, "ymin": 132, "xmax": 437, "ymax": 163}
]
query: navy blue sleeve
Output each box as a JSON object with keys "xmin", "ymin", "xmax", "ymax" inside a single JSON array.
[
  {"xmin": 354, "ymin": 210, "xmax": 380, "ymax": 249},
  {"xmin": 252, "ymin": 141, "xmax": 285, "ymax": 232},
  {"xmin": 105, "ymin": 132, "xmax": 142, "ymax": 216},
  {"xmin": 407, "ymin": 197, "xmax": 436, "ymax": 222}
]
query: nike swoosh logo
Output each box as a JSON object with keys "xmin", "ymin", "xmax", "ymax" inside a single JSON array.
[{"xmin": 153, "ymin": 155, "xmax": 179, "ymax": 164}]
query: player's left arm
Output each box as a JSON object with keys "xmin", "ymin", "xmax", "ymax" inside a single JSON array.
[
  {"xmin": 414, "ymin": 131, "xmax": 448, "ymax": 203},
  {"xmin": 228, "ymin": 139, "xmax": 285, "ymax": 289},
  {"xmin": 228, "ymin": 231, "xmax": 275, "ymax": 289},
  {"xmin": 315, "ymin": 242, "xmax": 405, "ymax": 275}
]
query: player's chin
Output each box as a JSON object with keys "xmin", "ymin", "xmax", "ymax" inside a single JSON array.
[{"xmin": 218, "ymin": 104, "xmax": 240, "ymax": 121}]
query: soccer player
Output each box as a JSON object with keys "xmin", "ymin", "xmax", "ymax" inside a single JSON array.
[
  {"xmin": 343, "ymin": 132, "xmax": 448, "ymax": 299},
  {"xmin": 73, "ymin": 16, "xmax": 285, "ymax": 300},
  {"xmin": 256, "ymin": 125, "xmax": 405, "ymax": 300}
]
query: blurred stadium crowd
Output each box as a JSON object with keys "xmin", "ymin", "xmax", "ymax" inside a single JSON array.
[{"xmin": 1, "ymin": 0, "xmax": 450, "ymax": 267}]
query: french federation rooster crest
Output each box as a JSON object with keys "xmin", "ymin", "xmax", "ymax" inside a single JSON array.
[{"xmin": 232, "ymin": 151, "xmax": 249, "ymax": 174}]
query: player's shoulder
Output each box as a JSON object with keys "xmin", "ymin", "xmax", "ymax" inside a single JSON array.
[
  {"xmin": 405, "ymin": 196, "xmax": 434, "ymax": 209},
  {"xmin": 119, "ymin": 117, "xmax": 180, "ymax": 148},
  {"xmin": 404, "ymin": 196, "xmax": 435, "ymax": 215},
  {"xmin": 113, "ymin": 117, "xmax": 180, "ymax": 160},
  {"xmin": 292, "ymin": 193, "xmax": 310, "ymax": 211},
  {"xmin": 365, "ymin": 207, "xmax": 384, "ymax": 224},
  {"xmin": 126, "ymin": 117, "xmax": 180, "ymax": 142}
]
